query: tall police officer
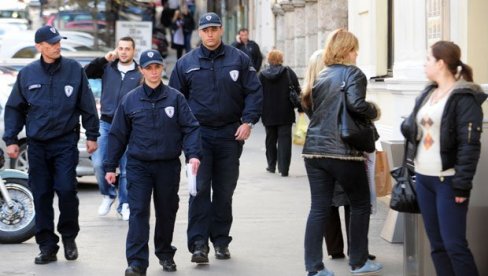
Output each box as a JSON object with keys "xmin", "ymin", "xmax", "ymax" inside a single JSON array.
[
  {"xmin": 2, "ymin": 25, "xmax": 99, "ymax": 264},
  {"xmin": 105, "ymin": 50, "xmax": 202, "ymax": 276},
  {"xmin": 169, "ymin": 12, "xmax": 263, "ymax": 264},
  {"xmin": 85, "ymin": 36, "xmax": 142, "ymax": 220}
]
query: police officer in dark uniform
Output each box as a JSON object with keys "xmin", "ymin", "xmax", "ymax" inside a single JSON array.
[
  {"xmin": 169, "ymin": 12, "xmax": 262, "ymax": 264},
  {"xmin": 2, "ymin": 25, "xmax": 99, "ymax": 264},
  {"xmin": 104, "ymin": 49, "xmax": 202, "ymax": 276}
]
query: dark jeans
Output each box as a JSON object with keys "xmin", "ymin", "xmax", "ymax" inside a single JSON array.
[
  {"xmin": 184, "ymin": 32, "xmax": 192, "ymax": 53},
  {"xmin": 304, "ymin": 158, "xmax": 370, "ymax": 271},
  {"xmin": 125, "ymin": 158, "xmax": 180, "ymax": 269},
  {"xmin": 265, "ymin": 124, "xmax": 292, "ymax": 174},
  {"xmin": 28, "ymin": 132, "xmax": 80, "ymax": 253},
  {"xmin": 187, "ymin": 124, "xmax": 243, "ymax": 251},
  {"xmin": 324, "ymin": 205, "xmax": 350, "ymax": 256},
  {"xmin": 416, "ymin": 174, "xmax": 479, "ymax": 276}
]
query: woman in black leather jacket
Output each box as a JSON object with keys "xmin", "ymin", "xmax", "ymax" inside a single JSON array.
[
  {"xmin": 301, "ymin": 29, "xmax": 382, "ymax": 276},
  {"xmin": 401, "ymin": 41, "xmax": 485, "ymax": 276}
]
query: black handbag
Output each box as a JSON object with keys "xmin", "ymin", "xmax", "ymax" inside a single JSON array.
[
  {"xmin": 389, "ymin": 142, "xmax": 421, "ymax": 213},
  {"xmin": 285, "ymin": 67, "xmax": 301, "ymax": 108},
  {"xmin": 338, "ymin": 68, "xmax": 377, "ymax": 153}
]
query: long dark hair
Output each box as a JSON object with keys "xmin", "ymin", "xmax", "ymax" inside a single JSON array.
[{"xmin": 431, "ymin": 41, "xmax": 473, "ymax": 82}]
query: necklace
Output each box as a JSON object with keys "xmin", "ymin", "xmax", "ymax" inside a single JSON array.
[{"xmin": 430, "ymin": 84, "xmax": 455, "ymax": 105}]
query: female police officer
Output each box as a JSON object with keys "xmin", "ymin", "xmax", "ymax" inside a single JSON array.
[{"xmin": 104, "ymin": 49, "xmax": 202, "ymax": 276}]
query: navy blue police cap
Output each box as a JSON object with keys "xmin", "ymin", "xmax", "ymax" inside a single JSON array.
[
  {"xmin": 139, "ymin": 50, "xmax": 164, "ymax": 68},
  {"xmin": 35, "ymin": 25, "xmax": 66, "ymax": 44},
  {"xmin": 198, "ymin": 12, "xmax": 222, "ymax": 30}
]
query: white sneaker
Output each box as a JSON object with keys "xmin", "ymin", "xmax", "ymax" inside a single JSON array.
[
  {"xmin": 98, "ymin": 196, "xmax": 114, "ymax": 216},
  {"xmin": 120, "ymin": 203, "xmax": 130, "ymax": 221}
]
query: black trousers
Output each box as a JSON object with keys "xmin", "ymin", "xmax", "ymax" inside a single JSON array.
[
  {"xmin": 324, "ymin": 205, "xmax": 351, "ymax": 256},
  {"xmin": 28, "ymin": 132, "xmax": 80, "ymax": 254},
  {"xmin": 265, "ymin": 124, "xmax": 292, "ymax": 174},
  {"xmin": 125, "ymin": 158, "xmax": 180, "ymax": 269},
  {"xmin": 187, "ymin": 124, "xmax": 243, "ymax": 251}
]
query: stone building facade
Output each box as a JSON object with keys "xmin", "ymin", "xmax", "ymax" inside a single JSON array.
[{"xmin": 270, "ymin": 0, "xmax": 347, "ymax": 77}]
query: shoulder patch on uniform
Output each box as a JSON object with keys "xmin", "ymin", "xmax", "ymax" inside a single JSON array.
[
  {"xmin": 28, "ymin": 84, "xmax": 41, "ymax": 90},
  {"xmin": 229, "ymin": 70, "xmax": 239, "ymax": 81},
  {"xmin": 185, "ymin": 67, "xmax": 200, "ymax": 74},
  {"xmin": 65, "ymin": 85, "xmax": 74, "ymax": 97},
  {"xmin": 165, "ymin": 106, "xmax": 175, "ymax": 118}
]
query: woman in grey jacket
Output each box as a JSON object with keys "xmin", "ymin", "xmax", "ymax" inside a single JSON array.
[{"xmin": 301, "ymin": 29, "xmax": 382, "ymax": 276}]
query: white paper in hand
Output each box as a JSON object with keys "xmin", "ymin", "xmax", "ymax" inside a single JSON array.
[{"xmin": 186, "ymin": 163, "xmax": 197, "ymax": 196}]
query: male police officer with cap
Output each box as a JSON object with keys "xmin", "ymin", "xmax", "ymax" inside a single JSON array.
[
  {"xmin": 169, "ymin": 12, "xmax": 262, "ymax": 264},
  {"xmin": 3, "ymin": 25, "xmax": 99, "ymax": 265},
  {"xmin": 105, "ymin": 49, "xmax": 201, "ymax": 275}
]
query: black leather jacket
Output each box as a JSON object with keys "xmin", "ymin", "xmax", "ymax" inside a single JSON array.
[
  {"xmin": 401, "ymin": 81, "xmax": 487, "ymax": 198},
  {"xmin": 302, "ymin": 64, "xmax": 378, "ymax": 159}
]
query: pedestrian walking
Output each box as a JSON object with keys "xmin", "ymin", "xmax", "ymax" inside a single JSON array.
[
  {"xmin": 104, "ymin": 49, "xmax": 202, "ymax": 276},
  {"xmin": 169, "ymin": 12, "xmax": 262, "ymax": 265},
  {"xmin": 84, "ymin": 36, "xmax": 142, "ymax": 221},
  {"xmin": 231, "ymin": 28, "xmax": 263, "ymax": 71},
  {"xmin": 181, "ymin": 5, "xmax": 195, "ymax": 54},
  {"xmin": 171, "ymin": 10, "xmax": 186, "ymax": 59},
  {"xmin": 258, "ymin": 49, "xmax": 301, "ymax": 177},
  {"xmin": 401, "ymin": 40, "xmax": 484, "ymax": 276},
  {"xmin": 301, "ymin": 28, "xmax": 383, "ymax": 276},
  {"xmin": 2, "ymin": 25, "xmax": 99, "ymax": 265}
]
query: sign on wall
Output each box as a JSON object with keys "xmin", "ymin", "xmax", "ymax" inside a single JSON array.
[{"xmin": 115, "ymin": 21, "xmax": 152, "ymax": 59}]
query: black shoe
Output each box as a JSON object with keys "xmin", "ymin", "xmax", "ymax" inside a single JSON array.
[
  {"xmin": 214, "ymin": 246, "xmax": 231, "ymax": 260},
  {"xmin": 34, "ymin": 251, "xmax": 57, "ymax": 264},
  {"xmin": 330, "ymin": 253, "xmax": 346, "ymax": 259},
  {"xmin": 281, "ymin": 172, "xmax": 289, "ymax": 177},
  {"xmin": 266, "ymin": 167, "xmax": 275, "ymax": 173},
  {"xmin": 191, "ymin": 243, "xmax": 209, "ymax": 263},
  {"xmin": 368, "ymin": 254, "xmax": 376, "ymax": 260},
  {"xmin": 63, "ymin": 240, "xmax": 78, "ymax": 260},
  {"xmin": 159, "ymin": 258, "xmax": 177, "ymax": 272},
  {"xmin": 125, "ymin": 266, "xmax": 146, "ymax": 276}
]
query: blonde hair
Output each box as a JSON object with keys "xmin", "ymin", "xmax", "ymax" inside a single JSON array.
[
  {"xmin": 323, "ymin": 28, "xmax": 359, "ymax": 66},
  {"xmin": 267, "ymin": 49, "xmax": 284, "ymax": 65},
  {"xmin": 301, "ymin": 49, "xmax": 325, "ymax": 110}
]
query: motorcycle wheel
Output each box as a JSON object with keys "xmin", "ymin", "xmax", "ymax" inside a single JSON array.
[{"xmin": 0, "ymin": 178, "xmax": 36, "ymax": 244}]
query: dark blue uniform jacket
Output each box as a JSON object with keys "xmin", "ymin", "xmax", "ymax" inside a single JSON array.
[
  {"xmin": 169, "ymin": 43, "xmax": 262, "ymax": 129},
  {"xmin": 84, "ymin": 57, "xmax": 142, "ymax": 121},
  {"xmin": 104, "ymin": 83, "xmax": 202, "ymax": 172},
  {"xmin": 3, "ymin": 56, "xmax": 99, "ymax": 145}
]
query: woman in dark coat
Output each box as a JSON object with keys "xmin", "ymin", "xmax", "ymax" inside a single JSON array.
[
  {"xmin": 258, "ymin": 49, "xmax": 301, "ymax": 176},
  {"xmin": 401, "ymin": 41, "xmax": 484, "ymax": 276}
]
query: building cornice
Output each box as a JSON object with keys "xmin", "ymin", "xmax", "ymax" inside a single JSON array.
[
  {"xmin": 271, "ymin": 3, "xmax": 285, "ymax": 16},
  {"xmin": 278, "ymin": 0, "xmax": 295, "ymax": 12}
]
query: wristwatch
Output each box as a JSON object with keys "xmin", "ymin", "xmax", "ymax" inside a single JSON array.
[{"xmin": 246, "ymin": 122, "xmax": 254, "ymax": 129}]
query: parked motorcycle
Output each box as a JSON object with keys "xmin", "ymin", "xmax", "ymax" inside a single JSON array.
[{"xmin": 0, "ymin": 151, "xmax": 34, "ymax": 244}]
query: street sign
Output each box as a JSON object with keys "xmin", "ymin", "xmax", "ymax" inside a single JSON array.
[{"xmin": 115, "ymin": 21, "xmax": 152, "ymax": 59}]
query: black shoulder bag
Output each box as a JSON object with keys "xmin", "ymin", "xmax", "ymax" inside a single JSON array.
[
  {"xmin": 338, "ymin": 68, "xmax": 377, "ymax": 153},
  {"xmin": 285, "ymin": 67, "xmax": 301, "ymax": 108},
  {"xmin": 389, "ymin": 141, "xmax": 420, "ymax": 213}
]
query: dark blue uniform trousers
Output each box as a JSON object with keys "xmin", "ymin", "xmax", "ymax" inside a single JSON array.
[
  {"xmin": 28, "ymin": 132, "xmax": 80, "ymax": 254},
  {"xmin": 125, "ymin": 158, "xmax": 180, "ymax": 269},
  {"xmin": 416, "ymin": 174, "xmax": 479, "ymax": 276},
  {"xmin": 187, "ymin": 124, "xmax": 243, "ymax": 251}
]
